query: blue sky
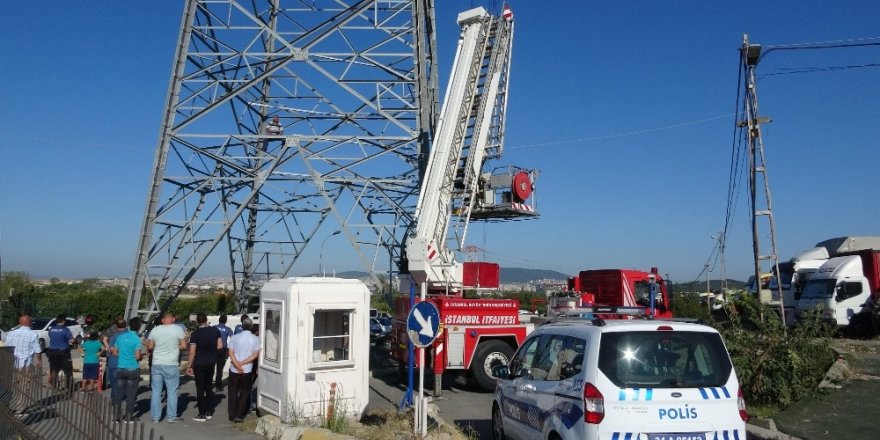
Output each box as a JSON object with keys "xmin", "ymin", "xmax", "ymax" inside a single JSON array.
[{"xmin": 1, "ymin": 1, "xmax": 878, "ymax": 283}]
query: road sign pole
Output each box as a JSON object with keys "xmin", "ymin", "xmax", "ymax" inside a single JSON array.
[
  {"xmin": 416, "ymin": 281, "xmax": 428, "ymax": 436},
  {"xmin": 400, "ymin": 282, "xmax": 416, "ymax": 410},
  {"xmin": 404, "ymin": 285, "xmax": 440, "ymax": 437},
  {"xmin": 420, "ymin": 282, "xmax": 429, "ymax": 436},
  {"xmin": 416, "ymin": 346, "xmax": 425, "ymax": 435}
]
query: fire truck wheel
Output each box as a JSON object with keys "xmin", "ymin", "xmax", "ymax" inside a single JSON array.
[{"xmin": 471, "ymin": 340, "xmax": 514, "ymax": 391}]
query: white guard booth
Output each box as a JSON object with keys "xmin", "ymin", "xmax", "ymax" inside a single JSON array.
[{"xmin": 257, "ymin": 277, "xmax": 370, "ymax": 422}]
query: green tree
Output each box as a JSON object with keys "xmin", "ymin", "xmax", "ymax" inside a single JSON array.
[
  {"xmin": 1, "ymin": 272, "xmax": 38, "ymax": 328},
  {"xmin": 670, "ymin": 291, "xmax": 713, "ymax": 322}
]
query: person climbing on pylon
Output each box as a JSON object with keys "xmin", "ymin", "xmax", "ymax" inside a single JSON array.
[{"xmin": 266, "ymin": 115, "xmax": 283, "ymax": 135}]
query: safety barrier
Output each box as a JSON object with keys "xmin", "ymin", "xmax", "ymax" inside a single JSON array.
[{"xmin": 0, "ymin": 346, "xmax": 163, "ymax": 440}]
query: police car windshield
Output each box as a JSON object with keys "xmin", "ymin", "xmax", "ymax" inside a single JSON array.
[{"xmin": 598, "ymin": 331, "xmax": 732, "ymax": 388}]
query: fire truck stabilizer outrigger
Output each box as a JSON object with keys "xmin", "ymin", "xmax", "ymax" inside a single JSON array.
[{"xmin": 390, "ymin": 5, "xmax": 539, "ymax": 395}]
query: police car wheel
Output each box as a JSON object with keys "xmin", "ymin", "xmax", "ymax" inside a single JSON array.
[
  {"xmin": 471, "ymin": 340, "xmax": 513, "ymax": 391},
  {"xmin": 492, "ymin": 404, "xmax": 506, "ymax": 440},
  {"xmin": 39, "ymin": 338, "xmax": 47, "ymax": 352}
]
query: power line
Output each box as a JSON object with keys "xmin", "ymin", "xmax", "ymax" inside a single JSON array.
[
  {"xmin": 763, "ymin": 36, "xmax": 880, "ymax": 51},
  {"xmin": 506, "ymin": 113, "xmax": 735, "ymax": 150},
  {"xmin": 760, "ymin": 62, "xmax": 880, "ymax": 78}
]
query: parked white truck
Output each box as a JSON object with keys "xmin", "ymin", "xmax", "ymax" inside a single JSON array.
[
  {"xmin": 797, "ymin": 249, "xmax": 880, "ymax": 333},
  {"xmin": 772, "ymin": 236, "xmax": 880, "ymax": 323},
  {"xmin": 771, "ymin": 247, "xmax": 829, "ymax": 324}
]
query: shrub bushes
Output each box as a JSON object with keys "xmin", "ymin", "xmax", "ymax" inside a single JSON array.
[
  {"xmin": 715, "ymin": 295, "xmax": 835, "ymax": 410},
  {"xmin": 670, "ymin": 291, "xmax": 713, "ymax": 322}
]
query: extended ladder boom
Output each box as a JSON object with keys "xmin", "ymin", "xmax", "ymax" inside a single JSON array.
[{"xmin": 407, "ymin": 6, "xmax": 515, "ymax": 289}]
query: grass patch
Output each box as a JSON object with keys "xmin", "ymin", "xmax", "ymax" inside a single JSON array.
[
  {"xmin": 346, "ymin": 409, "xmax": 473, "ymax": 440},
  {"xmin": 746, "ymin": 404, "xmax": 779, "ymax": 419},
  {"xmin": 236, "ymin": 417, "xmax": 259, "ymax": 433}
]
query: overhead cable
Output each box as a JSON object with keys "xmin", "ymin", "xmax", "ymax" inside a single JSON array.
[{"xmin": 507, "ymin": 113, "xmax": 735, "ymax": 150}]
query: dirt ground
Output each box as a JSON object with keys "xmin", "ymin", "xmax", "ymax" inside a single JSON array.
[{"xmin": 772, "ymin": 338, "xmax": 880, "ymax": 439}]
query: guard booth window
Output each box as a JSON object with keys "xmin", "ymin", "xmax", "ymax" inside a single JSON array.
[
  {"xmin": 263, "ymin": 304, "xmax": 282, "ymax": 368},
  {"xmin": 311, "ymin": 309, "xmax": 352, "ymax": 365}
]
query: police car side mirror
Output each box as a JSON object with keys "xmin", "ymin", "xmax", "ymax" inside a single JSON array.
[{"xmin": 491, "ymin": 365, "xmax": 510, "ymax": 380}]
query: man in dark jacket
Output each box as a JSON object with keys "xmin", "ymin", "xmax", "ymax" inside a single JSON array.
[
  {"xmin": 186, "ymin": 313, "xmax": 222, "ymax": 421},
  {"xmin": 213, "ymin": 314, "xmax": 232, "ymax": 390}
]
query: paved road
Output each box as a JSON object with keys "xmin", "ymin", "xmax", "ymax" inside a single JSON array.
[
  {"xmin": 128, "ymin": 344, "xmax": 494, "ymax": 439},
  {"xmin": 67, "ymin": 348, "xmax": 263, "ymax": 439},
  {"xmin": 367, "ymin": 345, "xmax": 495, "ymax": 439},
  {"xmin": 61, "ymin": 344, "xmax": 491, "ymax": 440},
  {"xmin": 121, "ymin": 377, "xmax": 264, "ymax": 440}
]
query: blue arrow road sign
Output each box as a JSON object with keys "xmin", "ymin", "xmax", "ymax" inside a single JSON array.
[{"xmin": 406, "ymin": 301, "xmax": 441, "ymax": 348}]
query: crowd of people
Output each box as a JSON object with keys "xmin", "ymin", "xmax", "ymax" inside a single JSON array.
[{"xmin": 3, "ymin": 312, "xmax": 261, "ymax": 424}]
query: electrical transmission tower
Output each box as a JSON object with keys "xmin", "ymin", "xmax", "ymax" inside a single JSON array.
[
  {"xmin": 739, "ymin": 34, "xmax": 786, "ymax": 325},
  {"xmin": 125, "ymin": 0, "xmax": 438, "ymax": 321}
]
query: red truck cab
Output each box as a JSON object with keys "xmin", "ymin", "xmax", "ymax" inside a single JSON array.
[{"xmin": 563, "ymin": 268, "xmax": 672, "ymax": 319}]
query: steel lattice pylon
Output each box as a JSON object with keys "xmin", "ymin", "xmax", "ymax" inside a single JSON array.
[{"xmin": 125, "ymin": 0, "xmax": 438, "ymax": 321}]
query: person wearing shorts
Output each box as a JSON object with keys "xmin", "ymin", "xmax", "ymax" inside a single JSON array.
[{"xmin": 81, "ymin": 331, "xmax": 103, "ymax": 391}]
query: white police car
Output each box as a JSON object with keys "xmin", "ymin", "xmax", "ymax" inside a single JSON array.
[{"xmin": 491, "ymin": 318, "xmax": 747, "ymax": 440}]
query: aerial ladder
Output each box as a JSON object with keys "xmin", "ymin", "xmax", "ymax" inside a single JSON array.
[
  {"xmin": 403, "ymin": 5, "xmax": 536, "ymax": 296},
  {"xmin": 393, "ymin": 7, "xmax": 538, "ymax": 415}
]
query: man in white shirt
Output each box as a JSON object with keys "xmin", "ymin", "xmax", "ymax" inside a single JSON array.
[
  {"xmin": 5, "ymin": 315, "xmax": 43, "ymax": 413},
  {"xmin": 227, "ymin": 318, "xmax": 260, "ymax": 423},
  {"xmin": 146, "ymin": 312, "xmax": 187, "ymax": 423}
]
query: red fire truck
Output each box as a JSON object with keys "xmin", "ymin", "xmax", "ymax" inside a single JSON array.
[
  {"xmin": 390, "ymin": 263, "xmax": 531, "ymax": 392},
  {"xmin": 555, "ymin": 267, "xmax": 673, "ymax": 319}
]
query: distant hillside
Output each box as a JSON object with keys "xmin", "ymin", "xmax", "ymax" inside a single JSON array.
[
  {"xmin": 500, "ymin": 267, "xmax": 568, "ymax": 283},
  {"xmin": 313, "ymin": 270, "xmax": 371, "ymax": 279},
  {"xmin": 671, "ymin": 279, "xmax": 748, "ymax": 293}
]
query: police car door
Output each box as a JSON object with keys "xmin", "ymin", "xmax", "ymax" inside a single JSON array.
[
  {"xmin": 550, "ymin": 336, "xmax": 588, "ymax": 437},
  {"xmin": 498, "ymin": 334, "xmax": 542, "ymax": 440},
  {"xmin": 518, "ymin": 334, "xmax": 564, "ymax": 440}
]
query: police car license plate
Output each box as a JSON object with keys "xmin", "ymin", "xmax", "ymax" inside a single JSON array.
[{"xmin": 648, "ymin": 434, "xmax": 706, "ymax": 440}]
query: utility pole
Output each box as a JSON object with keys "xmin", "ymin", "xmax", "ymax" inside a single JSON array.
[
  {"xmin": 739, "ymin": 34, "xmax": 787, "ymax": 328},
  {"xmin": 705, "ymin": 264, "xmax": 711, "ymax": 296},
  {"xmin": 713, "ymin": 231, "xmax": 728, "ymax": 294}
]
